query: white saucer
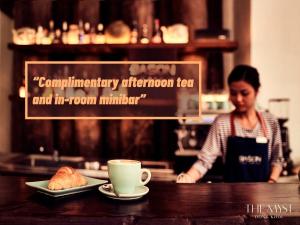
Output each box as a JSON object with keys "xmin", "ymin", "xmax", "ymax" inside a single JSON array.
[{"xmin": 99, "ymin": 183, "xmax": 149, "ymax": 200}]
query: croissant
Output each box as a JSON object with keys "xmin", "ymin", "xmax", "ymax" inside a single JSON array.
[{"xmin": 48, "ymin": 166, "xmax": 87, "ymax": 190}]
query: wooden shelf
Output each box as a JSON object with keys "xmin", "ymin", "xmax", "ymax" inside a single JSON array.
[{"xmin": 8, "ymin": 40, "xmax": 238, "ymax": 55}]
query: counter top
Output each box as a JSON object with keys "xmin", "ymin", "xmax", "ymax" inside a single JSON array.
[
  {"xmin": 0, "ymin": 153, "xmax": 177, "ymax": 182},
  {"xmin": 0, "ymin": 176, "xmax": 299, "ymax": 225}
]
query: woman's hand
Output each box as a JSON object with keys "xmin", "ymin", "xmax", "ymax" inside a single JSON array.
[
  {"xmin": 176, "ymin": 167, "xmax": 202, "ymax": 183},
  {"xmin": 268, "ymin": 178, "xmax": 277, "ymax": 183},
  {"xmin": 268, "ymin": 165, "xmax": 282, "ymax": 183},
  {"xmin": 176, "ymin": 173, "xmax": 196, "ymax": 183}
]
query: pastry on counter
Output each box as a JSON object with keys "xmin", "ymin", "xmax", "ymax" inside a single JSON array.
[{"xmin": 48, "ymin": 166, "xmax": 87, "ymax": 190}]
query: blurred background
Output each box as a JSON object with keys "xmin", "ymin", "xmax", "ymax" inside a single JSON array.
[{"xmin": 0, "ymin": 0, "xmax": 299, "ymax": 181}]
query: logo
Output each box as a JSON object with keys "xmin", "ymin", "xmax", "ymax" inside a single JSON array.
[
  {"xmin": 239, "ymin": 155, "xmax": 262, "ymax": 164},
  {"xmin": 246, "ymin": 203, "xmax": 292, "ymax": 219}
]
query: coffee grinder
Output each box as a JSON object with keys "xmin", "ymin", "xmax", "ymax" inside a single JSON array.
[{"xmin": 268, "ymin": 98, "xmax": 294, "ymax": 175}]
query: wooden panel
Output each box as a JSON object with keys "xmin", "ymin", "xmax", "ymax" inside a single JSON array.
[
  {"xmin": 14, "ymin": 0, "xmax": 52, "ymax": 28},
  {"xmin": 155, "ymin": 0, "xmax": 173, "ymax": 25},
  {"xmin": 55, "ymin": 120, "xmax": 77, "ymax": 156},
  {"xmin": 122, "ymin": 0, "xmax": 154, "ymax": 35},
  {"xmin": 75, "ymin": 119, "xmax": 101, "ymax": 159},
  {"xmin": 74, "ymin": 0, "xmax": 100, "ymax": 26},
  {"xmin": 207, "ymin": 0, "xmax": 223, "ymax": 30},
  {"xmin": 1, "ymin": 177, "xmax": 300, "ymax": 225},
  {"xmin": 52, "ymin": 0, "xmax": 76, "ymax": 25},
  {"xmin": 206, "ymin": 52, "xmax": 224, "ymax": 91},
  {"xmin": 13, "ymin": 0, "xmax": 33, "ymax": 28},
  {"xmin": 120, "ymin": 120, "xmax": 154, "ymax": 159},
  {"xmin": 176, "ymin": 0, "xmax": 208, "ymax": 41},
  {"xmin": 234, "ymin": 0, "xmax": 251, "ymax": 65}
]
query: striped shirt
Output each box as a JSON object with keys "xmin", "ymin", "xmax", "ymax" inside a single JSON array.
[{"xmin": 193, "ymin": 111, "xmax": 283, "ymax": 176}]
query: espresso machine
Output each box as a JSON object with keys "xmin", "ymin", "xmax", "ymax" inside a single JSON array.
[{"xmin": 268, "ymin": 98, "xmax": 294, "ymax": 175}]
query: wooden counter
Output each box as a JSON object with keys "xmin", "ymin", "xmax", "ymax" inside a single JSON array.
[{"xmin": 0, "ymin": 176, "xmax": 299, "ymax": 225}]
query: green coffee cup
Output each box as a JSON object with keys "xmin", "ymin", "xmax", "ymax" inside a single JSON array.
[{"xmin": 108, "ymin": 159, "xmax": 151, "ymax": 195}]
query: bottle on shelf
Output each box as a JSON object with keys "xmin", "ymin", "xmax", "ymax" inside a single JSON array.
[
  {"xmin": 140, "ymin": 24, "xmax": 149, "ymax": 44},
  {"xmin": 68, "ymin": 24, "xmax": 80, "ymax": 44},
  {"xmin": 78, "ymin": 20, "xmax": 84, "ymax": 44},
  {"xmin": 130, "ymin": 20, "xmax": 138, "ymax": 44},
  {"xmin": 53, "ymin": 29, "xmax": 62, "ymax": 44},
  {"xmin": 83, "ymin": 22, "xmax": 91, "ymax": 44},
  {"xmin": 90, "ymin": 27, "xmax": 96, "ymax": 43},
  {"xmin": 92, "ymin": 23, "xmax": 105, "ymax": 44},
  {"xmin": 36, "ymin": 25, "xmax": 44, "ymax": 45},
  {"xmin": 62, "ymin": 21, "xmax": 68, "ymax": 44},
  {"xmin": 151, "ymin": 19, "xmax": 162, "ymax": 44},
  {"xmin": 48, "ymin": 20, "xmax": 55, "ymax": 43}
]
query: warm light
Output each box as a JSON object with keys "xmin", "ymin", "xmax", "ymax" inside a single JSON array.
[
  {"xmin": 140, "ymin": 38, "xmax": 150, "ymax": 44},
  {"xmin": 218, "ymin": 35, "xmax": 227, "ymax": 40},
  {"xmin": 19, "ymin": 86, "xmax": 26, "ymax": 98}
]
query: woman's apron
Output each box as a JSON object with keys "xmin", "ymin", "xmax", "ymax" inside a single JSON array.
[{"xmin": 224, "ymin": 112, "xmax": 269, "ymax": 182}]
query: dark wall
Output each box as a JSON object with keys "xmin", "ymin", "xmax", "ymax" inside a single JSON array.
[{"xmin": 9, "ymin": 0, "xmax": 224, "ymax": 162}]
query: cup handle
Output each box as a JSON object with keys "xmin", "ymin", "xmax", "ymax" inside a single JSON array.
[{"xmin": 140, "ymin": 168, "xmax": 151, "ymax": 186}]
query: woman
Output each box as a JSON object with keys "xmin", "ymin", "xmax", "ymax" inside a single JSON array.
[{"xmin": 177, "ymin": 65, "xmax": 283, "ymax": 183}]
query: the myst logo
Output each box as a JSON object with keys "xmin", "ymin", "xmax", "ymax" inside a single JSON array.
[
  {"xmin": 239, "ymin": 155, "xmax": 262, "ymax": 164},
  {"xmin": 246, "ymin": 204, "xmax": 292, "ymax": 219}
]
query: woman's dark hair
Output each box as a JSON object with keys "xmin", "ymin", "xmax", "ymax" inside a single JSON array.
[{"xmin": 227, "ymin": 65, "xmax": 261, "ymax": 91}]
